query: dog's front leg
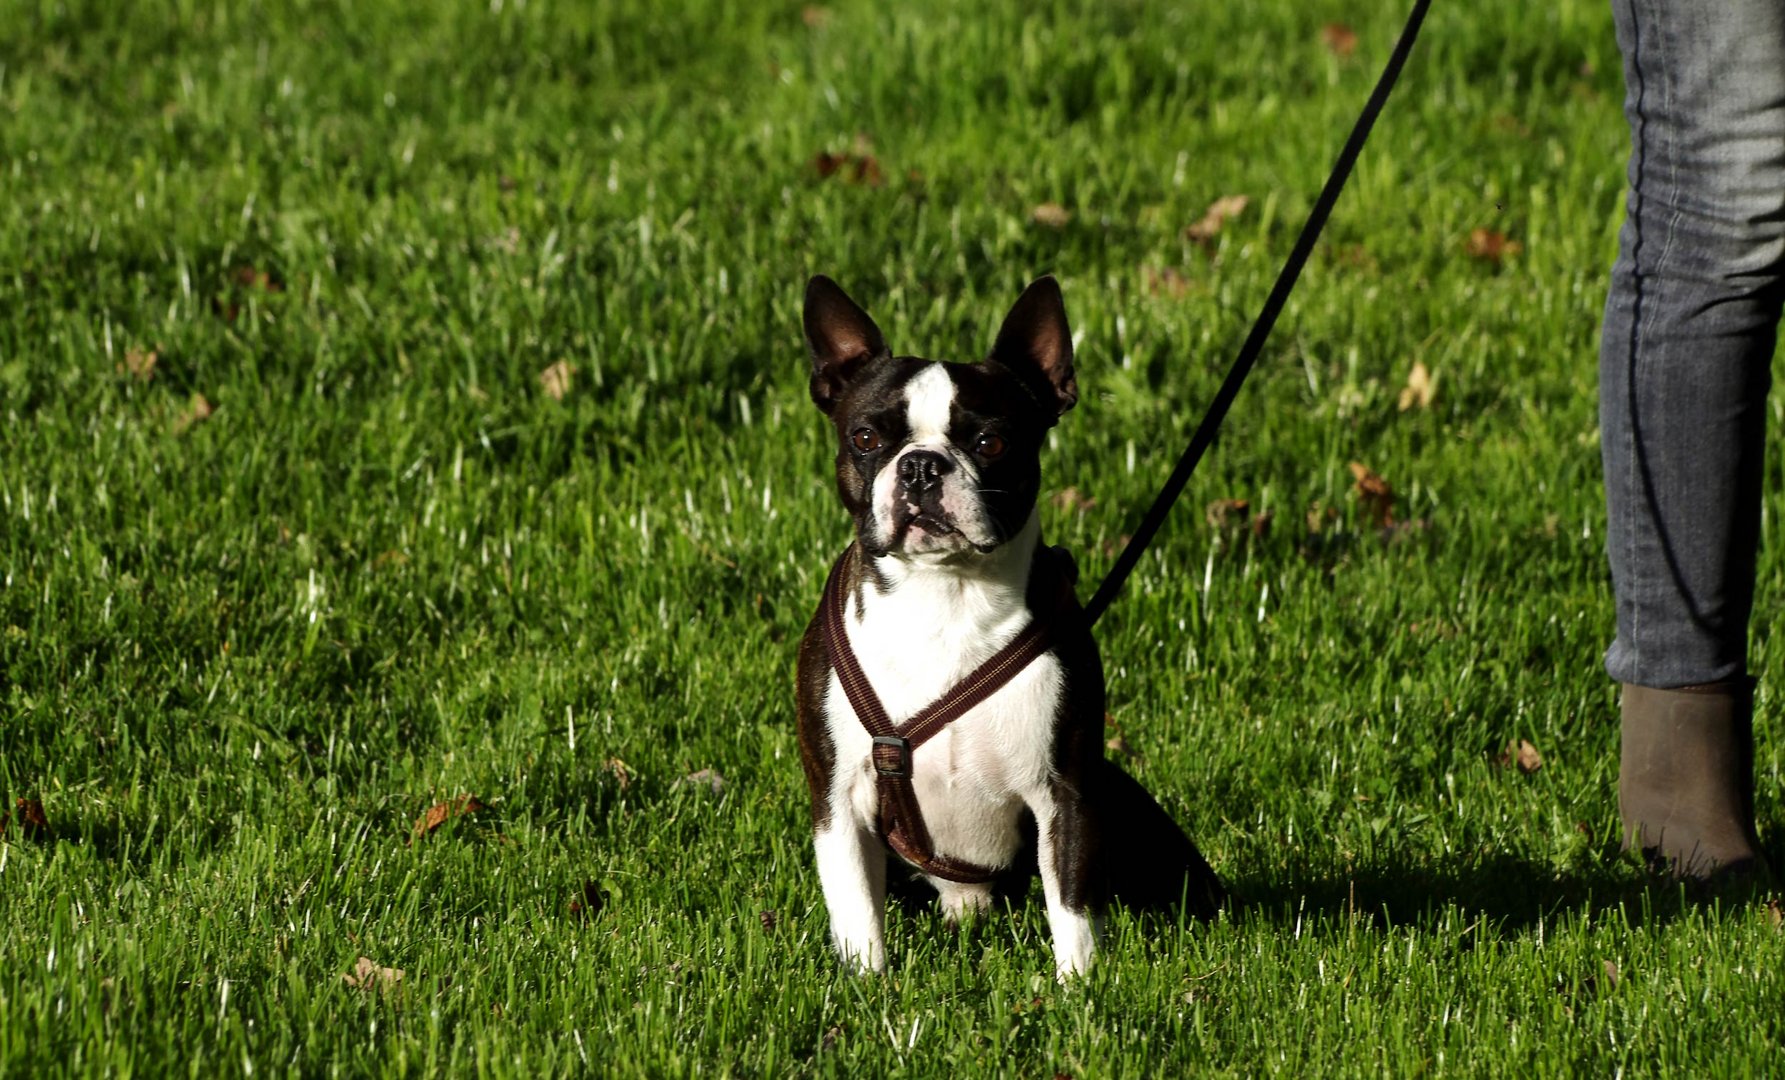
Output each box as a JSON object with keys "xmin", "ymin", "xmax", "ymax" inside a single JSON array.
[
  {"xmin": 1031, "ymin": 784, "xmax": 1099, "ymax": 980},
  {"xmin": 814, "ymin": 818, "xmax": 888, "ymax": 973}
]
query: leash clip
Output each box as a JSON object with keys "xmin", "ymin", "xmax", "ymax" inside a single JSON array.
[{"xmin": 870, "ymin": 735, "xmax": 913, "ymax": 779}]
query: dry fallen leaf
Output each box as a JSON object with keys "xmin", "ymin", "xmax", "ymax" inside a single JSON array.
[
  {"xmin": 812, "ymin": 139, "xmax": 885, "ymax": 187},
  {"xmin": 1398, "ymin": 360, "xmax": 1437, "ymax": 411},
  {"xmin": 539, "ymin": 360, "xmax": 575, "ymax": 401},
  {"xmin": 569, "ymin": 879, "xmax": 606, "ymax": 921},
  {"xmin": 412, "ymin": 795, "xmax": 486, "ymax": 838},
  {"xmin": 1465, "ymin": 228, "xmax": 1523, "ymax": 265},
  {"xmin": 2, "ymin": 797, "xmax": 50, "ymax": 841},
  {"xmin": 121, "ymin": 347, "xmax": 159, "ymax": 381},
  {"xmin": 342, "ymin": 956, "xmax": 404, "ymax": 992},
  {"xmin": 1514, "ymin": 739, "xmax": 1543, "ymax": 774},
  {"xmin": 234, "ymin": 265, "xmax": 284, "ymax": 292},
  {"xmin": 1348, "ymin": 462, "xmax": 1395, "ymax": 527},
  {"xmin": 1185, "ymin": 194, "xmax": 1250, "ymax": 243},
  {"xmin": 1321, "ymin": 23, "xmax": 1360, "ymax": 57},
  {"xmin": 1031, "ymin": 202, "xmax": 1072, "ymax": 229},
  {"xmin": 1205, "ymin": 498, "xmax": 1250, "ymax": 530},
  {"xmin": 1143, "ymin": 266, "xmax": 1194, "ymax": 297},
  {"xmin": 173, "ymin": 394, "xmax": 214, "ymax": 436},
  {"xmin": 603, "ymin": 757, "xmax": 634, "ymax": 790},
  {"xmin": 1601, "ymin": 959, "xmax": 1619, "ymax": 989},
  {"xmin": 1495, "ymin": 739, "xmax": 1544, "ymax": 774},
  {"xmin": 1051, "ymin": 487, "xmax": 1096, "ymax": 514},
  {"xmin": 677, "ymin": 768, "xmax": 725, "ymax": 794}
]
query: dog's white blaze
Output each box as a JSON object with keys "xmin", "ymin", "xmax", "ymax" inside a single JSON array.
[
  {"xmin": 902, "ymin": 362, "xmax": 955, "ymax": 442},
  {"xmin": 865, "ymin": 361, "xmax": 995, "ymax": 551}
]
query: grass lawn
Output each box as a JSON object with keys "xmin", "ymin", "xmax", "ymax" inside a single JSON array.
[{"xmin": 5, "ymin": 0, "xmax": 1785, "ymax": 1073}]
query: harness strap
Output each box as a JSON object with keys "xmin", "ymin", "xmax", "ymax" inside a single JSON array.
[{"xmin": 821, "ymin": 544, "xmax": 1065, "ymax": 884}]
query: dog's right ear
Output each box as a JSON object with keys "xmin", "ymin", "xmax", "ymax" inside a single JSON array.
[{"xmin": 804, "ymin": 275, "xmax": 889, "ymax": 415}]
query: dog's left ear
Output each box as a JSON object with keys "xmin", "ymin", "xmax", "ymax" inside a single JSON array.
[{"xmin": 991, "ymin": 276, "xmax": 1077, "ymax": 417}]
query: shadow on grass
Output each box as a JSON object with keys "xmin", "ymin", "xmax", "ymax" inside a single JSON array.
[{"xmin": 1221, "ymin": 844, "xmax": 1781, "ymax": 934}]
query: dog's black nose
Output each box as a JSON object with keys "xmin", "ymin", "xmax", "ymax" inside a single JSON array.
[{"xmin": 897, "ymin": 450, "xmax": 953, "ymax": 494}]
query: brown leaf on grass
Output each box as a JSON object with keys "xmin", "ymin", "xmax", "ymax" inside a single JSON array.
[
  {"xmin": 603, "ymin": 757, "xmax": 634, "ymax": 790},
  {"xmin": 1465, "ymin": 228, "xmax": 1523, "ymax": 265},
  {"xmin": 1494, "ymin": 739, "xmax": 1544, "ymax": 774},
  {"xmin": 412, "ymin": 795, "xmax": 486, "ymax": 838},
  {"xmin": 121, "ymin": 347, "xmax": 159, "ymax": 381},
  {"xmin": 1601, "ymin": 959, "xmax": 1619, "ymax": 989},
  {"xmin": 539, "ymin": 360, "xmax": 576, "ymax": 401},
  {"xmin": 1051, "ymin": 487, "xmax": 1097, "ymax": 514},
  {"xmin": 812, "ymin": 139, "xmax": 884, "ymax": 187},
  {"xmin": 173, "ymin": 394, "xmax": 215, "ymax": 435},
  {"xmin": 1205, "ymin": 498, "xmax": 1250, "ymax": 529},
  {"xmin": 759, "ymin": 909, "xmax": 778, "ymax": 933},
  {"xmin": 677, "ymin": 768, "xmax": 725, "ymax": 794},
  {"xmin": 1031, "ymin": 202, "xmax": 1072, "ymax": 229},
  {"xmin": 1143, "ymin": 266, "xmax": 1194, "ymax": 297},
  {"xmin": 216, "ymin": 265, "xmax": 284, "ymax": 322},
  {"xmin": 233, "ymin": 265, "xmax": 285, "ymax": 293},
  {"xmin": 1515, "ymin": 739, "xmax": 1543, "ymax": 774},
  {"xmin": 569, "ymin": 879, "xmax": 606, "ymax": 921},
  {"xmin": 1398, "ymin": 361, "xmax": 1437, "ymax": 411},
  {"xmin": 1185, "ymin": 195, "xmax": 1249, "ymax": 243},
  {"xmin": 801, "ymin": 5, "xmax": 831, "ymax": 28},
  {"xmin": 1, "ymin": 797, "xmax": 51, "ymax": 841},
  {"xmin": 342, "ymin": 956, "xmax": 404, "ymax": 992},
  {"xmin": 1348, "ymin": 462, "xmax": 1395, "ymax": 527},
  {"xmin": 1321, "ymin": 23, "xmax": 1360, "ymax": 57}
]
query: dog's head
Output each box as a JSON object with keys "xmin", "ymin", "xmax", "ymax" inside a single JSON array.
[{"xmin": 803, "ymin": 276, "xmax": 1077, "ymax": 560}]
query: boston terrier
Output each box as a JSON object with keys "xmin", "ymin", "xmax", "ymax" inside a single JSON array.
[{"xmin": 795, "ymin": 275, "xmax": 1223, "ymax": 979}]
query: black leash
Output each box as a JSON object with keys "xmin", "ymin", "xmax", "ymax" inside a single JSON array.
[{"xmin": 1083, "ymin": 0, "xmax": 1432, "ymax": 628}]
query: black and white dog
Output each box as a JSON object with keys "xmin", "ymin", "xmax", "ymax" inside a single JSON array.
[{"xmin": 795, "ymin": 276, "xmax": 1222, "ymax": 979}]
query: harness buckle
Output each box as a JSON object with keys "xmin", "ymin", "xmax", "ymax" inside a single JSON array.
[{"xmin": 870, "ymin": 735, "xmax": 913, "ymax": 779}]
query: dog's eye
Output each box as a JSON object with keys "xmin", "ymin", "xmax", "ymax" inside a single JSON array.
[
  {"xmin": 851, "ymin": 428, "xmax": 882, "ymax": 453},
  {"xmin": 974, "ymin": 433, "xmax": 1007, "ymax": 460}
]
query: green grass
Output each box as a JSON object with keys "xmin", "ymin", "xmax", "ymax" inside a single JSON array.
[{"xmin": 4, "ymin": 0, "xmax": 1784, "ymax": 1073}]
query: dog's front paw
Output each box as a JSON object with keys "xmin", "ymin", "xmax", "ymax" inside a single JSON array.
[
  {"xmin": 834, "ymin": 935, "xmax": 886, "ymax": 975},
  {"xmin": 1049, "ymin": 910, "xmax": 1098, "ymax": 982}
]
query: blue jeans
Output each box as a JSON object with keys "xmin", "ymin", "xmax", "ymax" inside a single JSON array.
[{"xmin": 1601, "ymin": 0, "xmax": 1785, "ymax": 688}]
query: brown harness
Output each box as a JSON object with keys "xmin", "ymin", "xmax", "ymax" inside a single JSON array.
[{"xmin": 820, "ymin": 543, "xmax": 1072, "ymax": 884}]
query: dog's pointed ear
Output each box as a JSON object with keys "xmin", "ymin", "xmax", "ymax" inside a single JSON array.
[
  {"xmin": 804, "ymin": 275, "xmax": 889, "ymax": 415},
  {"xmin": 990, "ymin": 276, "xmax": 1077, "ymax": 417}
]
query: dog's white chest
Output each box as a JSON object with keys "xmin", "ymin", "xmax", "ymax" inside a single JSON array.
[{"xmin": 822, "ymin": 559, "xmax": 1063, "ymax": 869}]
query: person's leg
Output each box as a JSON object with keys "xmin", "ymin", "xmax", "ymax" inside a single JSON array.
[{"xmin": 1600, "ymin": 0, "xmax": 1785, "ymax": 880}]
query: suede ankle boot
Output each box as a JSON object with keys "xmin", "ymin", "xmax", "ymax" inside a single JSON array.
[{"xmin": 1618, "ymin": 680, "xmax": 1767, "ymax": 884}]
